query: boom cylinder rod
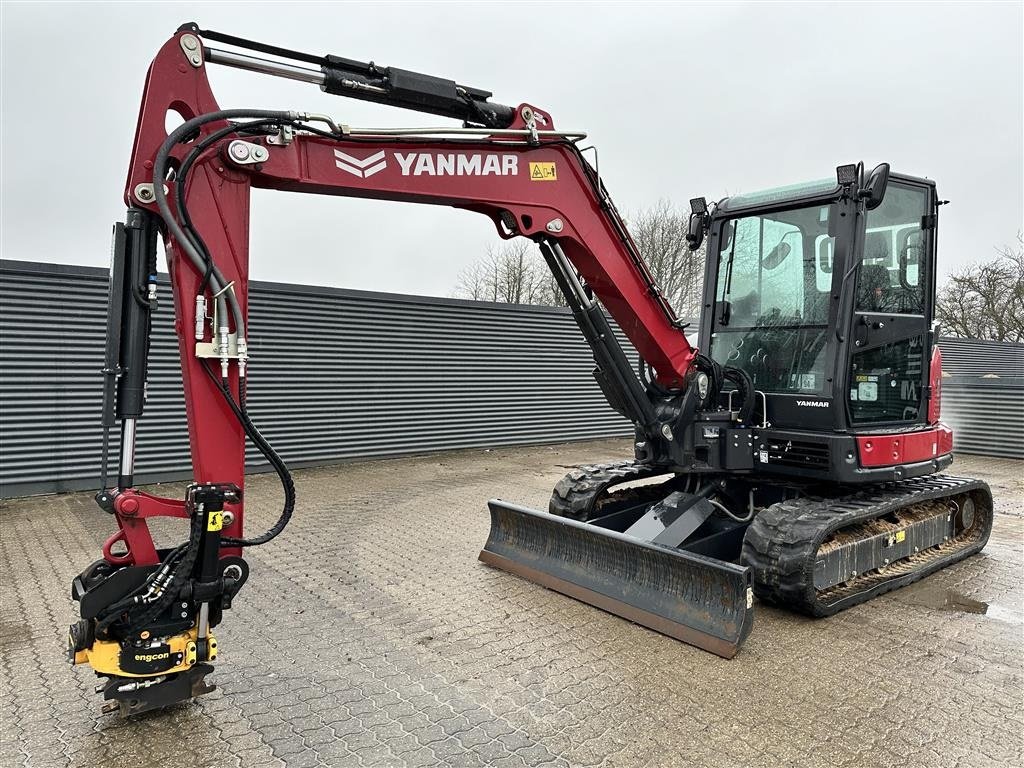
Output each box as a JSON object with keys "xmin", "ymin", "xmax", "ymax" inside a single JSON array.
[
  {"xmin": 205, "ymin": 47, "xmax": 326, "ymax": 85},
  {"xmin": 201, "ymin": 38, "xmax": 515, "ymax": 127}
]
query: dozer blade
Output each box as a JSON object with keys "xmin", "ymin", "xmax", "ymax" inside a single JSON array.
[{"xmin": 479, "ymin": 500, "xmax": 754, "ymax": 658}]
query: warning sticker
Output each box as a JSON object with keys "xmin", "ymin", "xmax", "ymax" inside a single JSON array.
[
  {"xmin": 207, "ymin": 510, "xmax": 223, "ymax": 532},
  {"xmin": 529, "ymin": 162, "xmax": 557, "ymax": 181}
]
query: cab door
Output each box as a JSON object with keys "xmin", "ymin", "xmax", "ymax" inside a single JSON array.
[{"xmin": 846, "ymin": 178, "xmax": 936, "ymax": 427}]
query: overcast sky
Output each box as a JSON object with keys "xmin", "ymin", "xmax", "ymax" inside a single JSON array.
[{"xmin": 2, "ymin": 2, "xmax": 1021, "ymax": 297}]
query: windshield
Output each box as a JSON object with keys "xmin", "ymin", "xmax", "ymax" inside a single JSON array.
[{"xmin": 708, "ymin": 203, "xmax": 836, "ymax": 394}]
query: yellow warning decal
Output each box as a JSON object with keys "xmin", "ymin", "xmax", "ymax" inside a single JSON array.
[
  {"xmin": 895, "ymin": 530, "xmax": 906, "ymax": 543},
  {"xmin": 529, "ymin": 162, "xmax": 557, "ymax": 181},
  {"xmin": 207, "ymin": 510, "xmax": 223, "ymax": 532}
]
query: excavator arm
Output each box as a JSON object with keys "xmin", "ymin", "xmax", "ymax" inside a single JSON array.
[
  {"xmin": 115, "ymin": 21, "xmax": 708, "ymax": 553},
  {"xmin": 105, "ymin": 22, "xmax": 713, "ymax": 569},
  {"xmin": 71, "ymin": 24, "xmax": 749, "ymax": 715}
]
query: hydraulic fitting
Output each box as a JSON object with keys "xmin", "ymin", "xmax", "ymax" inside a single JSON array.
[
  {"xmin": 194, "ymin": 295, "xmax": 207, "ymax": 340},
  {"xmin": 237, "ymin": 336, "xmax": 248, "ymax": 379},
  {"xmin": 219, "ymin": 326, "xmax": 230, "ymax": 379}
]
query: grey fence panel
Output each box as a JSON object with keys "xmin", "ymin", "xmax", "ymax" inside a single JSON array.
[
  {"xmin": 937, "ymin": 338, "xmax": 1023, "ymax": 459},
  {"xmin": 942, "ymin": 382, "xmax": 1024, "ymax": 459},
  {"xmin": 3, "ymin": 261, "xmax": 1021, "ymax": 497},
  {"xmin": 937, "ymin": 337, "xmax": 1024, "ymax": 378},
  {"xmin": 0, "ymin": 260, "xmax": 634, "ymax": 497}
]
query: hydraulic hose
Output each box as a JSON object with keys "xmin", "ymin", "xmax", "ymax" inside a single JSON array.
[
  {"xmin": 96, "ymin": 538, "xmax": 193, "ymax": 635},
  {"xmin": 200, "ymin": 362, "xmax": 295, "ymax": 548},
  {"xmin": 151, "ymin": 109, "xmax": 295, "ymax": 342},
  {"xmin": 159, "ymin": 113, "xmax": 297, "ymax": 549},
  {"xmin": 723, "ymin": 366, "xmax": 756, "ymax": 425},
  {"xmin": 174, "ymin": 119, "xmax": 284, "ymax": 292}
]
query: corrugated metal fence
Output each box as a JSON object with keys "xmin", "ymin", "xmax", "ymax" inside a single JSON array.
[
  {"xmin": 1, "ymin": 260, "xmax": 635, "ymax": 497},
  {"xmin": 1, "ymin": 261, "xmax": 1021, "ymax": 497},
  {"xmin": 936, "ymin": 337, "xmax": 1024, "ymax": 459}
]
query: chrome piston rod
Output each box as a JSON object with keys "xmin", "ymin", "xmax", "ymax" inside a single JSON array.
[
  {"xmin": 203, "ymin": 46, "xmax": 587, "ymax": 141},
  {"xmin": 205, "ymin": 47, "xmax": 326, "ymax": 86},
  {"xmin": 118, "ymin": 418, "xmax": 137, "ymax": 489}
]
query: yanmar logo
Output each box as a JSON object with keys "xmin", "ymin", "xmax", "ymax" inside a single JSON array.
[
  {"xmin": 334, "ymin": 149, "xmax": 387, "ymax": 178},
  {"xmin": 333, "ymin": 150, "xmax": 519, "ymax": 179},
  {"xmin": 796, "ymin": 400, "xmax": 829, "ymax": 408},
  {"xmin": 395, "ymin": 152, "xmax": 518, "ymax": 177}
]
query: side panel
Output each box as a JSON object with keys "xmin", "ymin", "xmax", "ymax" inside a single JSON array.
[{"xmin": 856, "ymin": 425, "xmax": 953, "ymax": 467}]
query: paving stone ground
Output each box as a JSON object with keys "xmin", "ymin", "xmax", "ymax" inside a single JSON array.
[{"xmin": 1, "ymin": 440, "xmax": 1021, "ymax": 768}]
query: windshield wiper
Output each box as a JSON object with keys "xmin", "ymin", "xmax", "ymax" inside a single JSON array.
[{"xmin": 719, "ymin": 223, "xmax": 738, "ymax": 326}]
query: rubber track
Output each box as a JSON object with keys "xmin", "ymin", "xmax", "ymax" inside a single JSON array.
[
  {"xmin": 742, "ymin": 475, "xmax": 993, "ymax": 617},
  {"xmin": 549, "ymin": 461, "xmax": 670, "ymax": 521}
]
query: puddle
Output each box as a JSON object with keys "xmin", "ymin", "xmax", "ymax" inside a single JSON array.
[
  {"xmin": 900, "ymin": 582, "xmax": 1022, "ymax": 624},
  {"xmin": 923, "ymin": 589, "xmax": 989, "ymax": 614}
]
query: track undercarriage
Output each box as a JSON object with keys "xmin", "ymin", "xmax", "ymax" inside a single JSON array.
[{"xmin": 480, "ymin": 461, "xmax": 993, "ymax": 657}]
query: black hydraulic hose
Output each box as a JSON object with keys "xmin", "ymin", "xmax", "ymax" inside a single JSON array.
[
  {"xmin": 174, "ymin": 119, "xmax": 286, "ymax": 292},
  {"xmin": 709, "ymin": 497, "xmax": 755, "ymax": 524},
  {"xmin": 639, "ymin": 358, "xmax": 677, "ymax": 398},
  {"xmin": 723, "ymin": 366, "xmax": 756, "ymax": 425},
  {"xmin": 164, "ymin": 117, "xmax": 297, "ymax": 548},
  {"xmin": 200, "ymin": 362, "xmax": 295, "ymax": 548},
  {"xmin": 95, "ymin": 540, "xmax": 192, "ymax": 635},
  {"xmin": 128, "ymin": 522, "xmax": 204, "ymax": 632},
  {"xmin": 153, "ymin": 109, "xmax": 295, "ymax": 341}
]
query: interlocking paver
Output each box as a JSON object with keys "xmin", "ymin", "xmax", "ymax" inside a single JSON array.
[{"xmin": 1, "ymin": 441, "xmax": 1021, "ymax": 768}]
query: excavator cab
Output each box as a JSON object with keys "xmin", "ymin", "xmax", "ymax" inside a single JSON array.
[
  {"xmin": 673, "ymin": 165, "xmax": 947, "ymax": 487},
  {"xmin": 699, "ymin": 164, "xmax": 938, "ymax": 435}
]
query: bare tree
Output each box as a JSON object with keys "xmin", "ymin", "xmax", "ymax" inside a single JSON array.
[
  {"xmin": 454, "ymin": 240, "xmax": 566, "ymax": 306},
  {"xmin": 454, "ymin": 199, "xmax": 706, "ymax": 312},
  {"xmin": 936, "ymin": 234, "xmax": 1024, "ymax": 342},
  {"xmin": 627, "ymin": 199, "xmax": 705, "ymax": 319}
]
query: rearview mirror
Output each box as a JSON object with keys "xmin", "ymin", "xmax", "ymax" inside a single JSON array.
[
  {"xmin": 686, "ymin": 197, "xmax": 708, "ymax": 251},
  {"xmin": 762, "ymin": 241, "xmax": 791, "ymax": 270},
  {"xmin": 686, "ymin": 213, "xmax": 705, "ymax": 251},
  {"xmin": 860, "ymin": 162, "xmax": 891, "ymax": 211}
]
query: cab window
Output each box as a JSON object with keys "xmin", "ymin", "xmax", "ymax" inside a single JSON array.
[
  {"xmin": 856, "ymin": 183, "xmax": 930, "ymax": 314},
  {"xmin": 708, "ymin": 204, "xmax": 835, "ymax": 394}
]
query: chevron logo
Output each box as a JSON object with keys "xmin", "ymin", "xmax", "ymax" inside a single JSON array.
[{"xmin": 334, "ymin": 149, "xmax": 387, "ymax": 178}]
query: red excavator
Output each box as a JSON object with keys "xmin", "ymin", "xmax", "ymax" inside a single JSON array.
[{"xmin": 68, "ymin": 24, "xmax": 993, "ymax": 714}]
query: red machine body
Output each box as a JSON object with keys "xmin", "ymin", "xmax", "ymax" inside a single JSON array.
[
  {"xmin": 70, "ymin": 25, "xmax": 991, "ymax": 717},
  {"xmin": 113, "ymin": 28, "xmax": 701, "ymax": 567}
]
